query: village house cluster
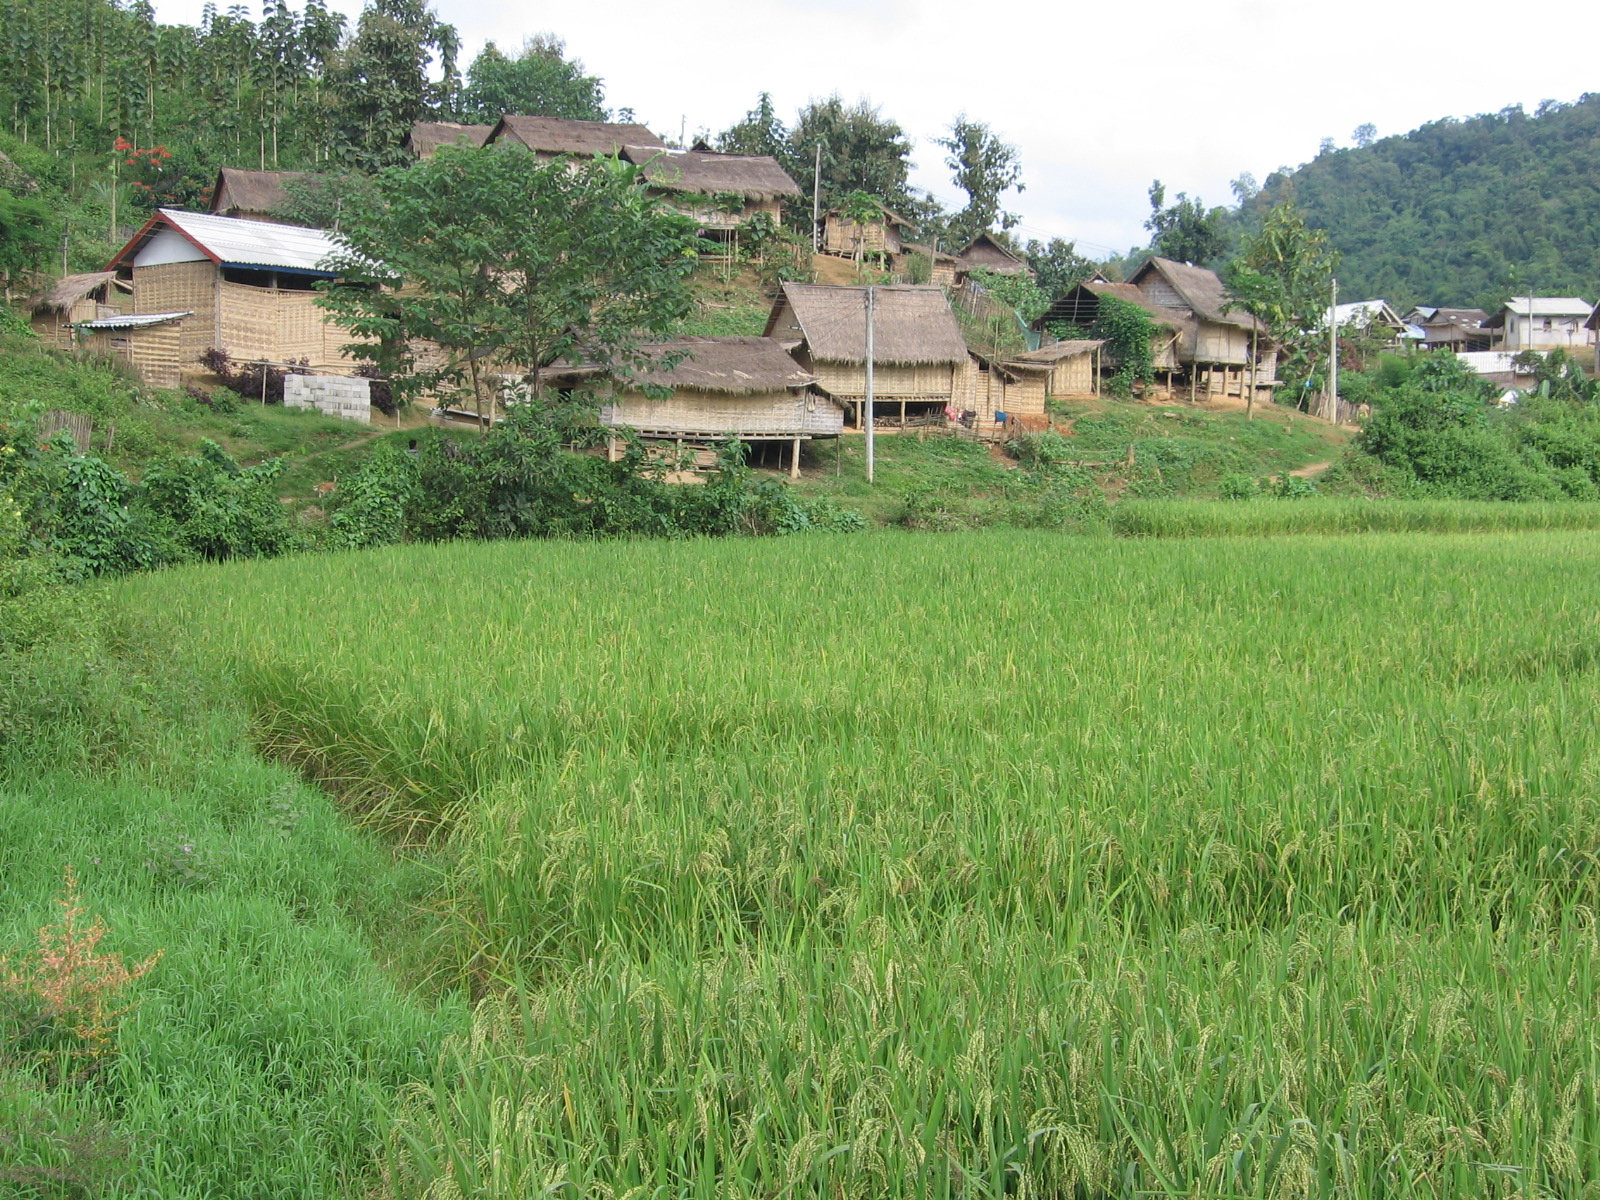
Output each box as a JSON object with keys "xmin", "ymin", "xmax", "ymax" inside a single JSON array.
[{"xmin": 27, "ymin": 114, "xmax": 1600, "ymax": 446}]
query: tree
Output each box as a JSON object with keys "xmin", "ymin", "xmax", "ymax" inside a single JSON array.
[
  {"xmin": 456, "ymin": 35, "xmax": 605, "ymax": 125},
  {"xmin": 787, "ymin": 96, "xmax": 912, "ymax": 219},
  {"xmin": 318, "ymin": 145, "xmax": 705, "ymax": 429},
  {"xmin": 1023, "ymin": 237, "xmax": 1096, "ymax": 299},
  {"xmin": 716, "ymin": 93, "xmax": 787, "ymax": 160},
  {"xmin": 936, "ymin": 116, "xmax": 1023, "ymax": 245},
  {"xmin": 1352, "ymin": 123, "xmax": 1377, "ymax": 148},
  {"xmin": 1223, "ymin": 198, "xmax": 1338, "ymax": 411},
  {"xmin": 0, "ymin": 188, "xmax": 57, "ymax": 295},
  {"xmin": 326, "ymin": 0, "xmax": 460, "ymax": 171},
  {"xmin": 1144, "ymin": 180, "xmax": 1230, "ymax": 265}
]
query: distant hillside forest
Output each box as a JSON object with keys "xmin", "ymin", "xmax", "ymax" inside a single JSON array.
[{"xmin": 1241, "ymin": 95, "xmax": 1600, "ymax": 311}]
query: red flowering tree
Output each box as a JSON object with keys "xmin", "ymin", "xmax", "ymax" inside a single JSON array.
[{"xmin": 115, "ymin": 138, "xmax": 214, "ymax": 215}]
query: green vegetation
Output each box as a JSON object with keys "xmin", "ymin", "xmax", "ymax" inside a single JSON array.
[
  {"xmin": 1335, "ymin": 351, "xmax": 1600, "ymax": 500},
  {"xmin": 1245, "ymin": 94, "xmax": 1600, "ymax": 309},
  {"xmin": 98, "ymin": 528, "xmax": 1600, "ymax": 1197}
]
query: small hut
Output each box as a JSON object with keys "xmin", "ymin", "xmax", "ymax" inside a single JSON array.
[
  {"xmin": 1004, "ymin": 339, "xmax": 1104, "ymax": 399},
  {"xmin": 486, "ymin": 115, "xmax": 666, "ymax": 158},
  {"xmin": 765, "ymin": 283, "xmax": 970, "ymax": 428},
  {"xmin": 619, "ymin": 146, "xmax": 801, "ymax": 244},
  {"xmin": 29, "ymin": 272, "xmax": 126, "ymax": 348},
  {"xmin": 954, "ymin": 233, "xmax": 1033, "ymax": 282},
  {"xmin": 403, "ymin": 121, "xmax": 494, "ymax": 158},
  {"xmin": 820, "ymin": 202, "xmax": 917, "ymax": 259},
  {"xmin": 105, "ymin": 208, "xmax": 363, "ymax": 385},
  {"xmin": 208, "ymin": 168, "xmax": 309, "ymax": 222},
  {"xmin": 596, "ymin": 336, "xmax": 841, "ymax": 475},
  {"xmin": 899, "ymin": 242, "xmax": 958, "ymax": 287}
]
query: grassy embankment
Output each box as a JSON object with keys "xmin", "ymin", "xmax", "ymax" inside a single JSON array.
[{"xmin": 97, "ymin": 529, "xmax": 1600, "ymax": 1197}]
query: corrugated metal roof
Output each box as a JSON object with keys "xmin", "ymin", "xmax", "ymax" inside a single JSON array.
[
  {"xmin": 157, "ymin": 208, "xmax": 342, "ymax": 273},
  {"xmin": 75, "ymin": 310, "xmax": 191, "ymax": 330},
  {"xmin": 1500, "ymin": 297, "xmax": 1594, "ymax": 317}
]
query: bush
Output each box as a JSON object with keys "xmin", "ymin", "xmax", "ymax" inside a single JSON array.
[{"xmin": 1218, "ymin": 473, "xmax": 1259, "ymax": 500}]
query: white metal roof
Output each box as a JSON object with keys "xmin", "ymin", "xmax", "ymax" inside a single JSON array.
[
  {"xmin": 154, "ymin": 208, "xmax": 342, "ymax": 274},
  {"xmin": 1500, "ymin": 297, "xmax": 1594, "ymax": 317},
  {"xmin": 75, "ymin": 310, "xmax": 192, "ymax": 329}
]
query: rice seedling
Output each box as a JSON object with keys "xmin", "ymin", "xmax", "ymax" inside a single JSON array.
[{"xmin": 115, "ymin": 529, "xmax": 1600, "ymax": 1197}]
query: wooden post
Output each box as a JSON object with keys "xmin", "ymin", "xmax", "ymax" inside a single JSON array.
[
  {"xmin": 790, "ymin": 436, "xmax": 801, "ymax": 478},
  {"xmin": 607, "ymin": 435, "xmax": 618, "ymax": 463},
  {"xmin": 865, "ymin": 285, "xmax": 876, "ymax": 484},
  {"xmin": 1247, "ymin": 327, "xmax": 1258, "ymax": 422}
]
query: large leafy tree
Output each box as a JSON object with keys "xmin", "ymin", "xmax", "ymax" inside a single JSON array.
[
  {"xmin": 1145, "ymin": 180, "xmax": 1230, "ymax": 265},
  {"xmin": 716, "ymin": 93, "xmax": 786, "ymax": 160},
  {"xmin": 455, "ymin": 36, "xmax": 605, "ymax": 125},
  {"xmin": 326, "ymin": 0, "xmax": 460, "ymax": 171},
  {"xmin": 937, "ymin": 116, "xmax": 1023, "ymax": 245},
  {"xmin": 786, "ymin": 95, "xmax": 912, "ymax": 215},
  {"xmin": 318, "ymin": 144, "xmax": 704, "ymax": 428},
  {"xmin": 1223, "ymin": 198, "xmax": 1338, "ymax": 408},
  {"xmin": 1023, "ymin": 237, "xmax": 1096, "ymax": 299}
]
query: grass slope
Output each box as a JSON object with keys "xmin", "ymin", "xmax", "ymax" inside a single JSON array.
[{"xmin": 111, "ymin": 529, "xmax": 1600, "ymax": 1197}]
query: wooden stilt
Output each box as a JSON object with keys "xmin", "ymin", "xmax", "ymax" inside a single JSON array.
[{"xmin": 790, "ymin": 436, "xmax": 801, "ymax": 478}]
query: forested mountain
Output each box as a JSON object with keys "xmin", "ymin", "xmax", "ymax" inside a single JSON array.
[{"xmin": 1243, "ymin": 95, "xmax": 1600, "ymax": 311}]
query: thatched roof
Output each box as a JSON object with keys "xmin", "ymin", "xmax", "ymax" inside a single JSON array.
[
  {"xmin": 33, "ymin": 271, "xmax": 115, "ymax": 313},
  {"xmin": 1008, "ymin": 339, "xmax": 1105, "ymax": 363},
  {"xmin": 900, "ymin": 241, "xmax": 958, "ymax": 263},
  {"xmin": 956, "ymin": 233, "xmax": 1031, "ymax": 275},
  {"xmin": 1132, "ymin": 256, "xmax": 1265, "ymax": 333},
  {"xmin": 620, "ymin": 337, "xmax": 816, "ymax": 395},
  {"xmin": 210, "ymin": 168, "xmax": 308, "ymax": 217},
  {"xmin": 1085, "ymin": 281, "xmax": 1191, "ymax": 332},
  {"xmin": 404, "ymin": 121, "xmax": 493, "ymax": 157},
  {"xmin": 765, "ymin": 283, "xmax": 969, "ymax": 366},
  {"xmin": 621, "ymin": 146, "xmax": 801, "ymax": 200},
  {"xmin": 825, "ymin": 201, "xmax": 918, "ymax": 231},
  {"xmin": 488, "ymin": 116, "xmax": 665, "ymax": 157}
]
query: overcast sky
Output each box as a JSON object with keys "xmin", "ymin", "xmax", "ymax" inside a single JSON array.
[{"xmin": 151, "ymin": 0, "xmax": 1600, "ymax": 257}]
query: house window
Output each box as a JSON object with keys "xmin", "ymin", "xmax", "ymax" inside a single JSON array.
[{"xmin": 1543, "ymin": 318, "xmax": 1554, "ymax": 331}]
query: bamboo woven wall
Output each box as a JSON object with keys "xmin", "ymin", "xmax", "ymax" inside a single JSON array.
[
  {"xmin": 823, "ymin": 217, "xmax": 893, "ymax": 256},
  {"xmin": 218, "ymin": 283, "xmax": 368, "ymax": 373},
  {"xmin": 813, "ymin": 362, "xmax": 955, "ymax": 399},
  {"xmin": 601, "ymin": 388, "xmax": 843, "ymax": 436},
  {"xmin": 133, "ymin": 260, "xmax": 217, "ymax": 365},
  {"xmin": 82, "ymin": 325, "xmax": 183, "ymax": 389},
  {"xmin": 1049, "ymin": 354, "xmax": 1094, "ymax": 396},
  {"xmin": 1190, "ymin": 322, "xmax": 1252, "ymax": 366}
]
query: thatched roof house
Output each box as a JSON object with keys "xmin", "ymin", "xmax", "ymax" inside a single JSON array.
[
  {"xmin": 486, "ymin": 115, "xmax": 665, "ymax": 157},
  {"xmin": 208, "ymin": 168, "xmax": 310, "ymax": 222},
  {"xmin": 404, "ymin": 121, "xmax": 494, "ymax": 158},
  {"xmin": 28, "ymin": 271, "xmax": 127, "ymax": 349},
  {"xmin": 821, "ymin": 201, "xmax": 918, "ymax": 258},
  {"xmin": 1005, "ymin": 339, "xmax": 1105, "ymax": 399},
  {"xmin": 764, "ymin": 283, "xmax": 971, "ymax": 427},
  {"xmin": 619, "ymin": 145, "xmax": 801, "ymax": 234},
  {"xmin": 955, "ymin": 233, "xmax": 1032, "ymax": 281},
  {"xmin": 1034, "ymin": 259, "xmax": 1277, "ymax": 403},
  {"xmin": 596, "ymin": 337, "xmax": 841, "ymax": 467},
  {"xmin": 104, "ymin": 208, "xmax": 362, "ymax": 387}
]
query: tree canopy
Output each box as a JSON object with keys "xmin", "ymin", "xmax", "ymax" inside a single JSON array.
[
  {"xmin": 1144, "ymin": 180, "xmax": 1230, "ymax": 266},
  {"xmin": 318, "ymin": 144, "xmax": 704, "ymax": 425},
  {"xmin": 454, "ymin": 35, "xmax": 606, "ymax": 125},
  {"xmin": 937, "ymin": 116, "xmax": 1023, "ymax": 246}
]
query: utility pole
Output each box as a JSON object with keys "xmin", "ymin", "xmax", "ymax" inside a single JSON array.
[
  {"xmin": 811, "ymin": 142, "xmax": 822, "ymax": 254},
  {"xmin": 1327, "ymin": 276, "xmax": 1339, "ymax": 422},
  {"xmin": 865, "ymin": 285, "xmax": 876, "ymax": 483}
]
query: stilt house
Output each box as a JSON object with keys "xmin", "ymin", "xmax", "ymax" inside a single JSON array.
[
  {"xmin": 619, "ymin": 145, "xmax": 801, "ymax": 241},
  {"xmin": 103, "ymin": 208, "xmax": 362, "ymax": 387},
  {"xmin": 821, "ymin": 202, "xmax": 918, "ymax": 259},
  {"xmin": 764, "ymin": 283, "xmax": 970, "ymax": 429},
  {"xmin": 1406, "ymin": 307, "xmax": 1491, "ymax": 352},
  {"xmin": 403, "ymin": 121, "xmax": 494, "ymax": 158},
  {"xmin": 595, "ymin": 337, "xmax": 842, "ymax": 473},
  {"xmin": 1003, "ymin": 340, "xmax": 1104, "ymax": 399}
]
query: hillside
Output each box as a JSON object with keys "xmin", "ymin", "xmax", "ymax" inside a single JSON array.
[{"xmin": 1245, "ymin": 94, "xmax": 1600, "ymax": 310}]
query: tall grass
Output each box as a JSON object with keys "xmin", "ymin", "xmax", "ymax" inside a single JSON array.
[
  {"xmin": 1112, "ymin": 497, "xmax": 1600, "ymax": 537},
  {"xmin": 117, "ymin": 530, "xmax": 1600, "ymax": 1197}
]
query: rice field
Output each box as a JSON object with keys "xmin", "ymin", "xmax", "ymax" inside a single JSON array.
[{"xmin": 117, "ymin": 529, "xmax": 1600, "ymax": 1198}]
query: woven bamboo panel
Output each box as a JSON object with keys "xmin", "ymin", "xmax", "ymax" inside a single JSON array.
[
  {"xmin": 219, "ymin": 282, "xmax": 280, "ymax": 361},
  {"xmin": 133, "ymin": 261, "xmax": 217, "ymax": 365},
  {"xmin": 603, "ymin": 388, "xmax": 843, "ymax": 437},
  {"xmin": 1050, "ymin": 355, "xmax": 1093, "ymax": 396},
  {"xmin": 814, "ymin": 363, "xmax": 955, "ymax": 399}
]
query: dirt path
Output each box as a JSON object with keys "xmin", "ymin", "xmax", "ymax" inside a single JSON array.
[{"xmin": 1290, "ymin": 460, "xmax": 1332, "ymax": 478}]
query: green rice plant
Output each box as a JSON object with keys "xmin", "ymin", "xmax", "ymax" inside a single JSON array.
[
  {"xmin": 1111, "ymin": 497, "xmax": 1600, "ymax": 537},
  {"xmin": 115, "ymin": 530, "xmax": 1600, "ymax": 1196}
]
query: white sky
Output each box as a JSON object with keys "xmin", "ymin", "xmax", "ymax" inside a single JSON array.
[{"xmin": 150, "ymin": 0, "xmax": 1600, "ymax": 257}]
